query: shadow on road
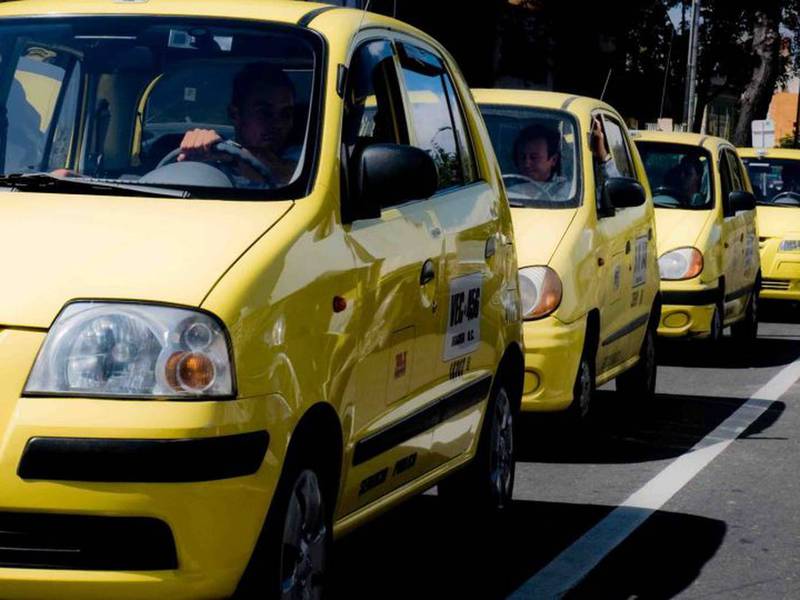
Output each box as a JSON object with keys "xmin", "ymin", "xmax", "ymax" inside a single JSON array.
[
  {"xmin": 759, "ymin": 300, "xmax": 800, "ymax": 325},
  {"xmin": 331, "ymin": 495, "xmax": 726, "ymax": 600},
  {"xmin": 515, "ymin": 392, "xmax": 786, "ymax": 465},
  {"xmin": 566, "ymin": 509, "xmax": 727, "ymax": 599},
  {"xmin": 657, "ymin": 330, "xmax": 800, "ymax": 369}
]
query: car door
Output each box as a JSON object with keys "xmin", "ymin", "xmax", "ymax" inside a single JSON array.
[
  {"xmin": 597, "ymin": 112, "xmax": 654, "ymax": 361},
  {"xmin": 725, "ymin": 148, "xmax": 758, "ymax": 302},
  {"xmin": 337, "ymin": 36, "xmax": 446, "ymax": 516},
  {"xmin": 394, "ymin": 37, "xmax": 501, "ymax": 465},
  {"xmin": 718, "ymin": 147, "xmax": 745, "ymax": 320}
]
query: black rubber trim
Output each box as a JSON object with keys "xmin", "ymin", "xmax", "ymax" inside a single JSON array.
[
  {"xmin": 353, "ymin": 375, "xmax": 492, "ymax": 466},
  {"xmin": 298, "ymin": 6, "xmax": 338, "ymax": 27},
  {"xmin": 0, "ymin": 512, "xmax": 177, "ymax": 571},
  {"xmin": 560, "ymin": 95, "xmax": 580, "ymax": 110},
  {"xmin": 725, "ymin": 284, "xmax": 754, "ymax": 302},
  {"xmin": 602, "ymin": 314, "xmax": 650, "ymax": 347},
  {"xmin": 18, "ymin": 431, "xmax": 269, "ymax": 482},
  {"xmin": 661, "ymin": 288, "xmax": 720, "ymax": 306}
]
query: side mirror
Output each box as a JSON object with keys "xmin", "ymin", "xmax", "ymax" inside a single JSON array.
[
  {"xmin": 353, "ymin": 144, "xmax": 438, "ymax": 217},
  {"xmin": 729, "ymin": 190, "xmax": 756, "ymax": 212},
  {"xmin": 601, "ymin": 177, "xmax": 646, "ymax": 213}
]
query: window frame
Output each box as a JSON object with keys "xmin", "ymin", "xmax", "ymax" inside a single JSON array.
[{"xmin": 634, "ymin": 140, "xmax": 716, "ymax": 211}]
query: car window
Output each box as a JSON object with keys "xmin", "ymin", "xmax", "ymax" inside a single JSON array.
[
  {"xmin": 724, "ymin": 149, "xmax": 745, "ymax": 191},
  {"xmin": 719, "ymin": 149, "xmax": 735, "ymax": 217},
  {"xmin": 397, "ymin": 42, "xmax": 466, "ymax": 191},
  {"xmin": 0, "ymin": 17, "xmax": 323, "ymax": 200},
  {"xmin": 743, "ymin": 157, "xmax": 800, "ymax": 205},
  {"xmin": 599, "ymin": 114, "xmax": 634, "ymax": 178},
  {"xmin": 342, "ymin": 39, "xmax": 406, "ymax": 159},
  {"xmin": 3, "ymin": 48, "xmax": 78, "ymax": 173},
  {"xmin": 441, "ymin": 69, "xmax": 478, "ymax": 184},
  {"xmin": 479, "ymin": 104, "xmax": 579, "ymax": 208},
  {"xmin": 636, "ymin": 141, "xmax": 713, "ymax": 210}
]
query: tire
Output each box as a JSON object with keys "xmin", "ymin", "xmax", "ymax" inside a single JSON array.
[
  {"xmin": 616, "ymin": 321, "xmax": 657, "ymax": 402},
  {"xmin": 566, "ymin": 338, "xmax": 596, "ymax": 422},
  {"xmin": 237, "ymin": 459, "xmax": 331, "ymax": 600},
  {"xmin": 731, "ymin": 287, "xmax": 759, "ymax": 342},
  {"xmin": 438, "ymin": 385, "xmax": 516, "ymax": 512},
  {"xmin": 707, "ymin": 301, "xmax": 724, "ymax": 343}
]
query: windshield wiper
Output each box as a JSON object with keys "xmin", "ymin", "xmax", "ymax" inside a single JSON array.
[{"xmin": 0, "ymin": 173, "xmax": 190, "ymax": 198}]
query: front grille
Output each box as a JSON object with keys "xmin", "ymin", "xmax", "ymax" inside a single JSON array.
[
  {"xmin": 0, "ymin": 512, "xmax": 177, "ymax": 570},
  {"xmin": 762, "ymin": 278, "xmax": 791, "ymax": 291}
]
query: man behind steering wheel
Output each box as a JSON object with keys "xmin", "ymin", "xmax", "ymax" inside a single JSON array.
[{"xmin": 177, "ymin": 62, "xmax": 300, "ymax": 187}]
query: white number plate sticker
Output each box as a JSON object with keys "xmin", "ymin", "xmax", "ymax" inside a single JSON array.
[
  {"xmin": 443, "ymin": 273, "xmax": 482, "ymax": 361},
  {"xmin": 633, "ymin": 236, "xmax": 649, "ymax": 288}
]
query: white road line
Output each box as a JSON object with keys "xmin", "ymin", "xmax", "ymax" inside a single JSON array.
[{"xmin": 509, "ymin": 357, "xmax": 800, "ymax": 600}]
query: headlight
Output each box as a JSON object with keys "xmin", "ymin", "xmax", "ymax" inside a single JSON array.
[
  {"xmin": 779, "ymin": 239, "xmax": 800, "ymax": 252},
  {"xmin": 658, "ymin": 247, "xmax": 703, "ymax": 280},
  {"xmin": 25, "ymin": 302, "xmax": 234, "ymax": 399},
  {"xmin": 518, "ymin": 266, "xmax": 562, "ymax": 320}
]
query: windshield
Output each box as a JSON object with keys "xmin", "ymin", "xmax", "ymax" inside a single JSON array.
[
  {"xmin": 0, "ymin": 17, "xmax": 322, "ymax": 199},
  {"xmin": 742, "ymin": 157, "xmax": 800, "ymax": 206},
  {"xmin": 635, "ymin": 141, "xmax": 713, "ymax": 210},
  {"xmin": 479, "ymin": 104, "xmax": 580, "ymax": 209}
]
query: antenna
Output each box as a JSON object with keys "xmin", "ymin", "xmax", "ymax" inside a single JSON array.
[
  {"xmin": 357, "ymin": 0, "xmax": 374, "ymax": 32},
  {"xmin": 600, "ymin": 69, "xmax": 612, "ymax": 101}
]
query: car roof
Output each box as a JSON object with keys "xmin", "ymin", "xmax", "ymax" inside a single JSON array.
[
  {"xmin": 0, "ymin": 0, "xmax": 338, "ymax": 26},
  {"xmin": 630, "ymin": 129, "xmax": 730, "ymax": 151},
  {"xmin": 471, "ymin": 88, "xmax": 621, "ymax": 119},
  {"xmin": 737, "ymin": 147, "xmax": 800, "ymax": 160}
]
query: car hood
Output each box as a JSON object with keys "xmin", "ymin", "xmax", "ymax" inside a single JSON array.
[
  {"xmin": 0, "ymin": 192, "xmax": 293, "ymax": 328},
  {"xmin": 511, "ymin": 207, "xmax": 578, "ymax": 266},
  {"xmin": 655, "ymin": 208, "xmax": 712, "ymax": 255},
  {"xmin": 756, "ymin": 204, "xmax": 800, "ymax": 239}
]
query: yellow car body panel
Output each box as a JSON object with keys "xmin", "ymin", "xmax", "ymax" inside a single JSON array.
[
  {"xmin": 473, "ymin": 89, "xmax": 660, "ymax": 412},
  {"xmin": 633, "ymin": 131, "xmax": 759, "ymax": 338},
  {"xmin": 0, "ymin": 3, "xmax": 522, "ymax": 598},
  {"xmin": 738, "ymin": 147, "xmax": 800, "ymax": 300}
]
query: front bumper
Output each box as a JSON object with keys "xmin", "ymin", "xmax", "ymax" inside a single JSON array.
[
  {"xmin": 657, "ymin": 284, "xmax": 718, "ymax": 338},
  {"xmin": 759, "ymin": 239, "xmax": 800, "ymax": 300},
  {"xmin": 520, "ymin": 314, "xmax": 586, "ymax": 412},
  {"xmin": 0, "ymin": 328, "xmax": 288, "ymax": 599}
]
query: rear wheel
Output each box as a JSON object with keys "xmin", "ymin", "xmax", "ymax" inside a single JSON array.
[{"xmin": 438, "ymin": 385, "xmax": 516, "ymax": 512}]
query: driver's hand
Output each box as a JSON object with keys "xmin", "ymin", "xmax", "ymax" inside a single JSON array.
[
  {"xmin": 177, "ymin": 129, "xmax": 226, "ymax": 162},
  {"xmin": 590, "ymin": 117, "xmax": 610, "ymax": 162}
]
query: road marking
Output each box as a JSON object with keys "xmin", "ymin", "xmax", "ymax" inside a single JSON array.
[{"xmin": 509, "ymin": 357, "xmax": 800, "ymax": 599}]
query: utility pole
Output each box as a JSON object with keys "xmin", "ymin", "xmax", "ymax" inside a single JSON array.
[{"xmin": 683, "ymin": 0, "xmax": 701, "ymax": 131}]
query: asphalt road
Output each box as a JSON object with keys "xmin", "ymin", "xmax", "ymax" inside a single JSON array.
[{"xmin": 330, "ymin": 301, "xmax": 800, "ymax": 599}]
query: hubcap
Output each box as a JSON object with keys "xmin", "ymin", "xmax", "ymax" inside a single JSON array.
[
  {"xmin": 280, "ymin": 470, "xmax": 327, "ymax": 600},
  {"xmin": 489, "ymin": 388, "xmax": 514, "ymax": 509}
]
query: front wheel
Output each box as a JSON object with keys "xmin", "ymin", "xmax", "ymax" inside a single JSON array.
[
  {"xmin": 731, "ymin": 287, "xmax": 759, "ymax": 342},
  {"xmin": 438, "ymin": 385, "xmax": 516, "ymax": 512},
  {"xmin": 616, "ymin": 322, "xmax": 657, "ymax": 402},
  {"xmin": 237, "ymin": 462, "xmax": 331, "ymax": 599}
]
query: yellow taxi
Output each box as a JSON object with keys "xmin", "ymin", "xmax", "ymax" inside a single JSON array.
[
  {"xmin": 738, "ymin": 147, "xmax": 800, "ymax": 301},
  {"xmin": 0, "ymin": 2, "xmax": 524, "ymax": 598},
  {"xmin": 633, "ymin": 131, "xmax": 759, "ymax": 341},
  {"xmin": 473, "ymin": 89, "xmax": 660, "ymax": 420}
]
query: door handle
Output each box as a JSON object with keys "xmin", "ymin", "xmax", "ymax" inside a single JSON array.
[
  {"xmin": 420, "ymin": 259, "xmax": 435, "ymax": 285},
  {"xmin": 740, "ymin": 233, "xmax": 744, "ymax": 242},
  {"xmin": 625, "ymin": 240, "xmax": 631, "ymax": 254},
  {"xmin": 724, "ymin": 242, "xmax": 730, "ymax": 249}
]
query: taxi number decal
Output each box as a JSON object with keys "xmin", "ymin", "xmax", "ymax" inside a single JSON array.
[
  {"xmin": 444, "ymin": 273, "xmax": 482, "ymax": 361},
  {"xmin": 633, "ymin": 236, "xmax": 649, "ymax": 288}
]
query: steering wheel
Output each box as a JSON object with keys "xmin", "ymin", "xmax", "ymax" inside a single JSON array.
[
  {"xmin": 771, "ymin": 191, "xmax": 800, "ymax": 206},
  {"xmin": 156, "ymin": 140, "xmax": 274, "ymax": 187},
  {"xmin": 502, "ymin": 173, "xmax": 538, "ymax": 188},
  {"xmin": 652, "ymin": 185, "xmax": 686, "ymax": 205}
]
